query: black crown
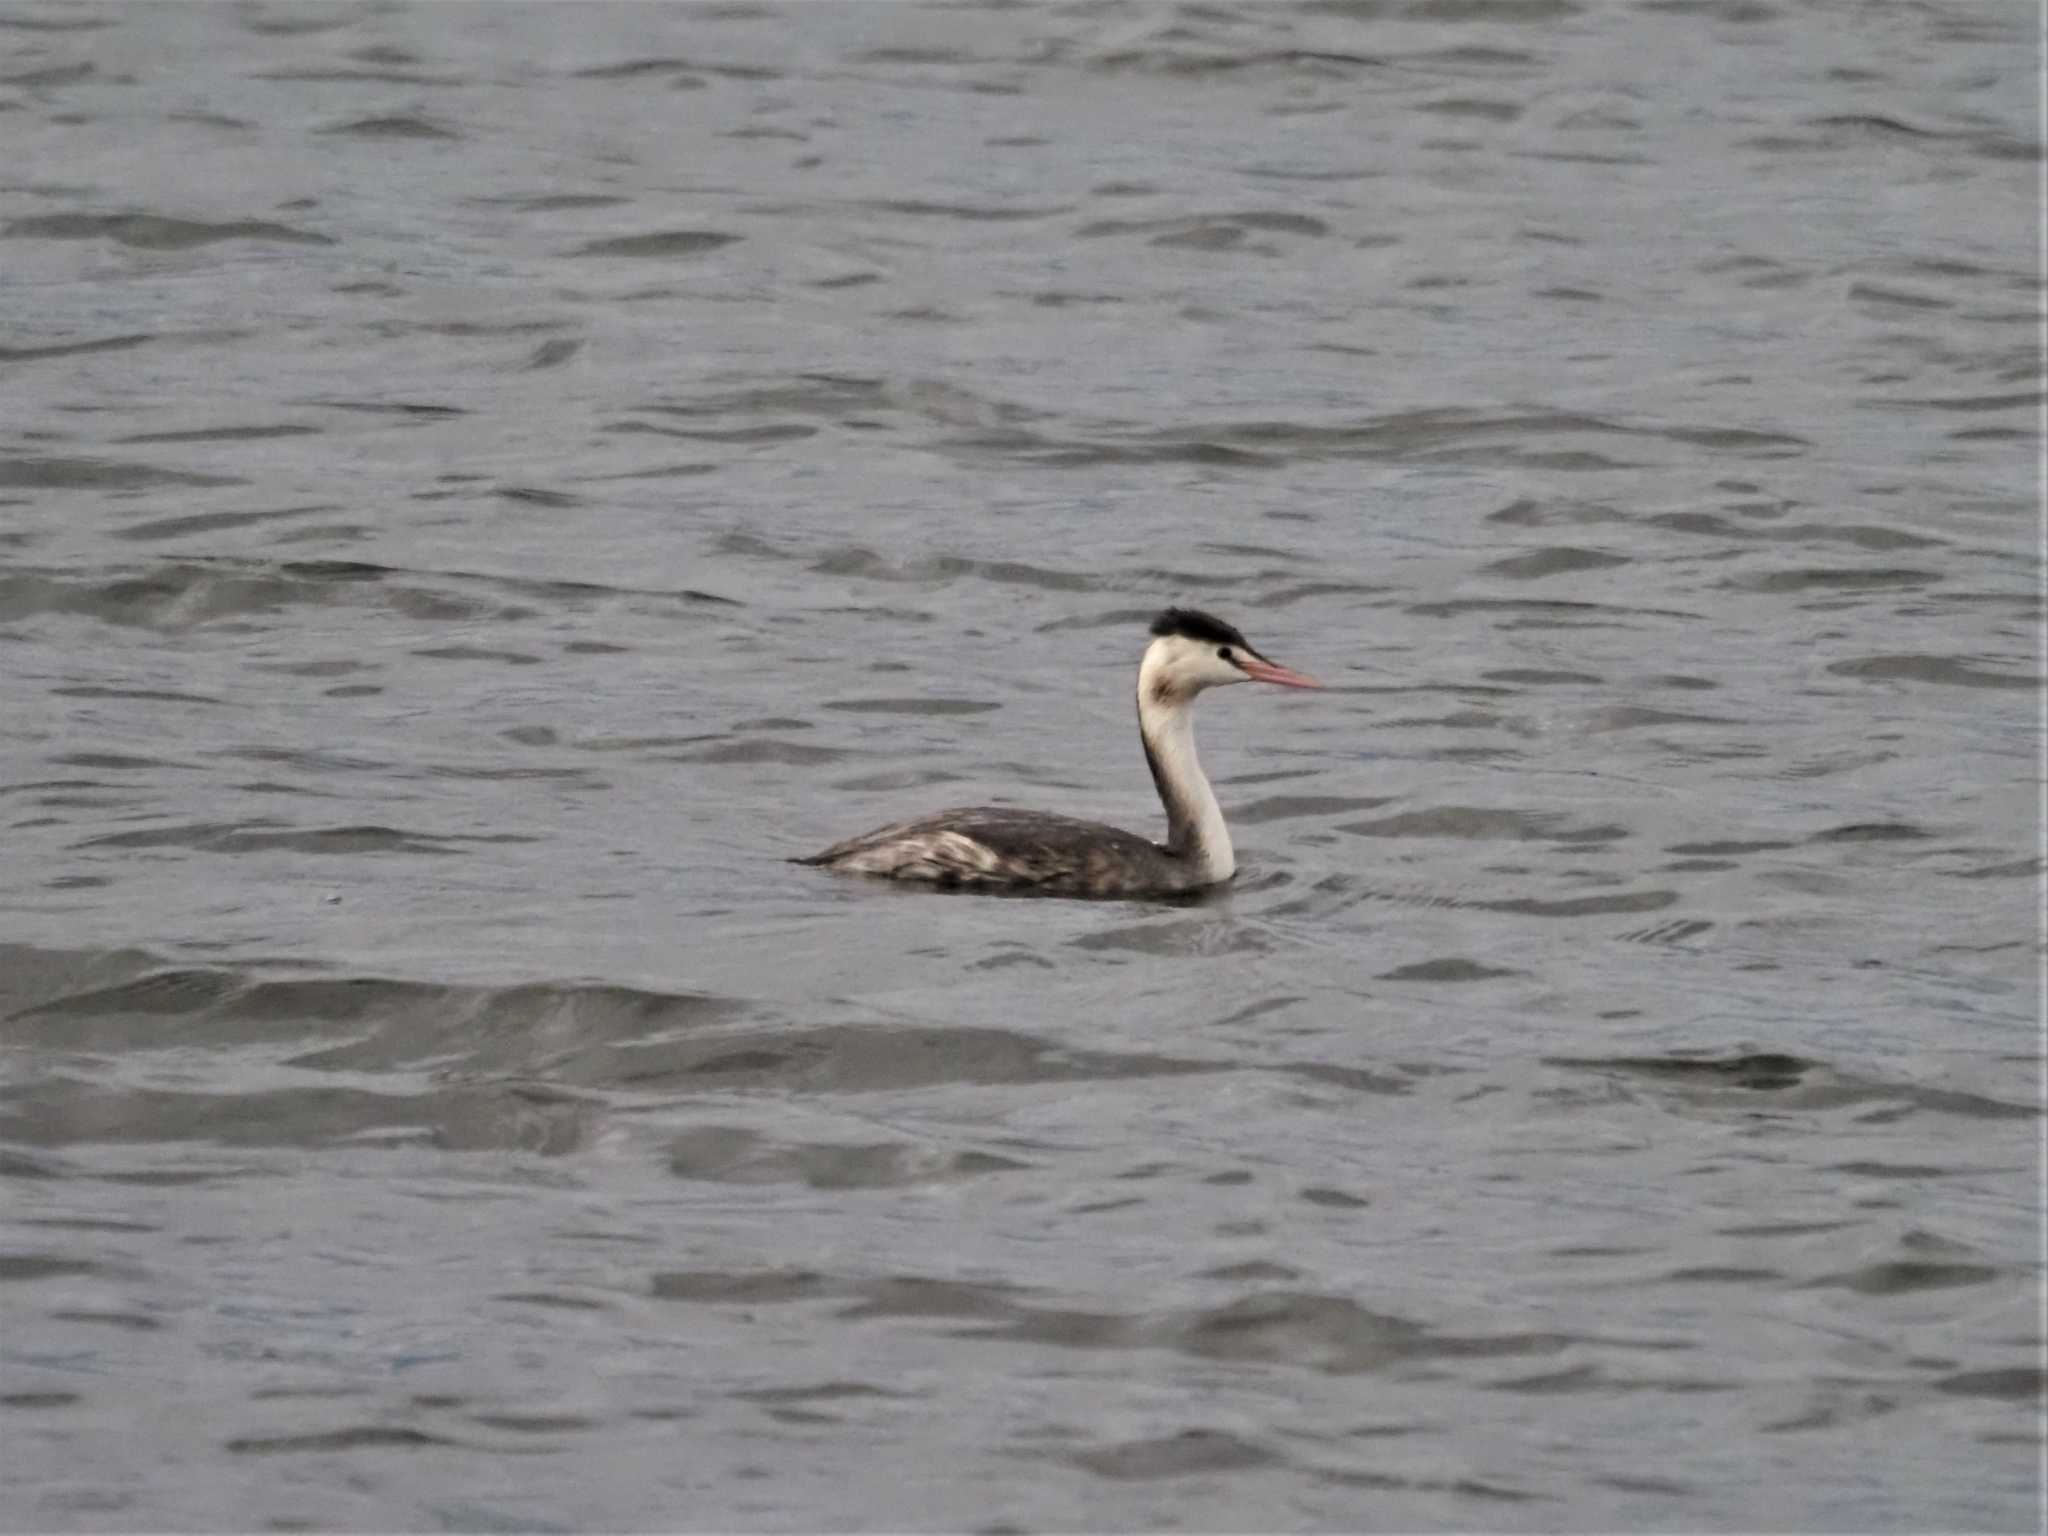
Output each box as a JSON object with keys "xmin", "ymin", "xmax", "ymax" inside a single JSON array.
[{"xmin": 1149, "ymin": 607, "xmax": 1251, "ymax": 651}]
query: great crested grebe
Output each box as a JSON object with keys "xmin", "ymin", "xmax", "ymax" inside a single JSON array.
[{"xmin": 794, "ymin": 608, "xmax": 1322, "ymax": 898}]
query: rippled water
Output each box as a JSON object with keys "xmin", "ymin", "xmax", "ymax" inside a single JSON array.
[{"xmin": 2, "ymin": 2, "xmax": 2042, "ymax": 1530}]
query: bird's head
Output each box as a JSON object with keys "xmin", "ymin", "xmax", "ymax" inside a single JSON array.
[{"xmin": 1140, "ymin": 607, "xmax": 1322, "ymax": 706}]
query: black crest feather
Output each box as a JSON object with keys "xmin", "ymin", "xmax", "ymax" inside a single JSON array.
[{"xmin": 1149, "ymin": 607, "xmax": 1251, "ymax": 650}]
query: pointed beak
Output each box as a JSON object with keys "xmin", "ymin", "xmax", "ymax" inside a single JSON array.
[{"xmin": 1239, "ymin": 654, "xmax": 1323, "ymax": 689}]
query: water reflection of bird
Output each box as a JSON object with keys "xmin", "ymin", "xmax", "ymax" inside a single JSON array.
[{"xmin": 795, "ymin": 608, "xmax": 1322, "ymax": 898}]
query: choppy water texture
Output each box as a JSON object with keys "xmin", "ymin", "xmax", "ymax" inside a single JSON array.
[{"xmin": 1, "ymin": 2, "xmax": 2042, "ymax": 1531}]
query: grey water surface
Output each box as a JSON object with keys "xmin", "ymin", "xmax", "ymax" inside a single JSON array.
[{"xmin": 0, "ymin": 2, "xmax": 2041, "ymax": 1531}]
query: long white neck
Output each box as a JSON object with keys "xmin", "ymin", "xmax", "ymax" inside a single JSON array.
[{"xmin": 1136, "ymin": 659, "xmax": 1234, "ymax": 883}]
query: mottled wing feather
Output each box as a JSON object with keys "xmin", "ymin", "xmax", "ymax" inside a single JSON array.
[{"xmin": 796, "ymin": 806, "xmax": 1202, "ymax": 896}]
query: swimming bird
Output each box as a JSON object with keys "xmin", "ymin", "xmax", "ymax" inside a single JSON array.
[{"xmin": 794, "ymin": 608, "xmax": 1321, "ymax": 898}]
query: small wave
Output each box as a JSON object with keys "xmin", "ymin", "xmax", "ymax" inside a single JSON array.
[
  {"xmin": 1648, "ymin": 511, "xmax": 1943, "ymax": 552},
  {"xmin": 70, "ymin": 819, "xmax": 537, "ymax": 858},
  {"xmin": 1827, "ymin": 654, "xmax": 2040, "ymax": 690},
  {"xmin": 668, "ymin": 1125, "xmax": 1031, "ymax": 1189},
  {"xmin": 0, "ymin": 333, "xmax": 154, "ymax": 363},
  {"xmin": 0, "ymin": 455, "xmax": 241, "ymax": 491},
  {"xmin": 1068, "ymin": 1430, "xmax": 1278, "ymax": 1481},
  {"xmin": 571, "ymin": 56, "xmax": 776, "ymax": 81},
  {"xmin": 2, "ymin": 213, "xmax": 333, "ymax": 248},
  {"xmin": 570, "ymin": 230, "xmax": 742, "ymax": 258},
  {"xmin": 1484, "ymin": 546, "xmax": 1631, "ymax": 579},
  {"xmin": 1337, "ymin": 807, "xmax": 1628, "ymax": 842},
  {"xmin": 1547, "ymin": 1052, "xmax": 2039, "ymax": 1119},
  {"xmin": 1376, "ymin": 957, "xmax": 1519, "ymax": 982},
  {"xmin": 822, "ymin": 697, "xmax": 1000, "ymax": 716},
  {"xmin": 0, "ymin": 557, "xmax": 736, "ymax": 632},
  {"xmin": 315, "ymin": 115, "xmax": 459, "ymax": 140},
  {"xmin": 114, "ymin": 504, "xmax": 333, "ymax": 542},
  {"xmin": 1085, "ymin": 48, "xmax": 1386, "ymax": 78}
]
